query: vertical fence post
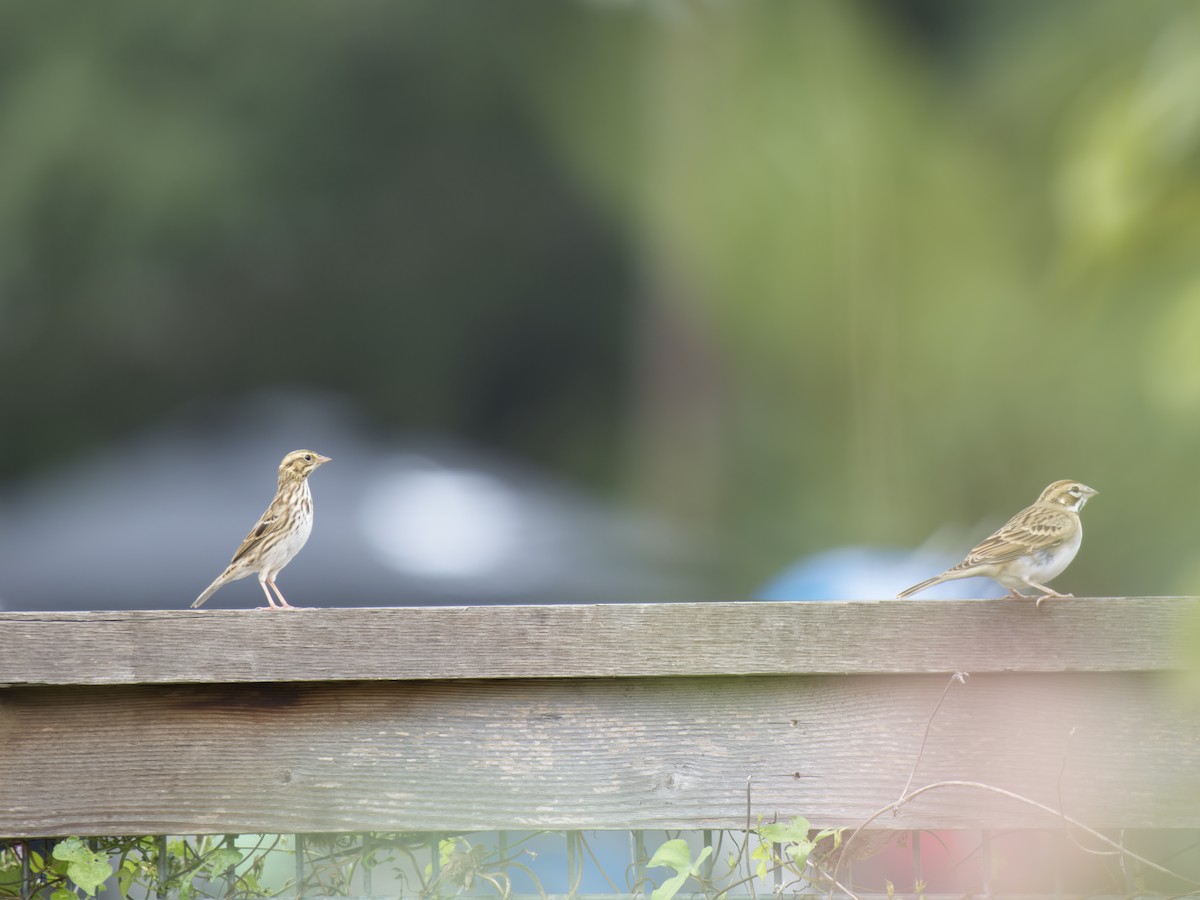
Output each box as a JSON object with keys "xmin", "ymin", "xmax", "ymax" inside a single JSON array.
[
  {"xmin": 429, "ymin": 832, "xmax": 441, "ymax": 893},
  {"xmin": 361, "ymin": 835, "xmax": 373, "ymax": 898},
  {"xmin": 631, "ymin": 830, "xmax": 649, "ymax": 898},
  {"xmin": 498, "ymin": 830, "xmax": 509, "ymax": 890},
  {"xmin": 20, "ymin": 841, "xmax": 31, "ymax": 900},
  {"xmin": 566, "ymin": 831, "xmax": 580, "ymax": 897},
  {"xmin": 155, "ymin": 835, "xmax": 168, "ymax": 900},
  {"xmin": 222, "ymin": 834, "xmax": 237, "ymax": 899},
  {"xmin": 702, "ymin": 829, "xmax": 714, "ymax": 890},
  {"xmin": 294, "ymin": 834, "xmax": 305, "ymax": 900}
]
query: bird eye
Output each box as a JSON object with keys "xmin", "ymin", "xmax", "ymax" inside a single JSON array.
[{"xmin": 304, "ymin": 454, "xmax": 312, "ymax": 461}]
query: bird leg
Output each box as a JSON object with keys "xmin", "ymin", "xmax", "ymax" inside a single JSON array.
[
  {"xmin": 256, "ymin": 579, "xmax": 281, "ymax": 610},
  {"xmin": 1005, "ymin": 588, "xmax": 1034, "ymax": 599},
  {"xmin": 1026, "ymin": 580, "xmax": 1072, "ymax": 607},
  {"xmin": 267, "ymin": 578, "xmax": 296, "ymax": 610}
]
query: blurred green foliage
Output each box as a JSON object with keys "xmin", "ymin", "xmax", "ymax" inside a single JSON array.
[
  {"xmin": 534, "ymin": 0, "xmax": 1200, "ymax": 595},
  {"xmin": 4, "ymin": 0, "xmax": 1200, "ymax": 595}
]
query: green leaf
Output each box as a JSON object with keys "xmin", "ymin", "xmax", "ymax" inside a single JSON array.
[
  {"xmin": 785, "ymin": 840, "xmax": 814, "ymax": 869},
  {"xmin": 206, "ymin": 848, "xmax": 243, "ymax": 873},
  {"xmin": 68, "ymin": 857, "xmax": 112, "ymax": 896},
  {"xmin": 749, "ymin": 841, "xmax": 772, "ymax": 879},
  {"xmin": 646, "ymin": 839, "xmax": 691, "ymax": 874},
  {"xmin": 652, "ymin": 871, "xmax": 687, "ymax": 900},
  {"xmin": 47, "ymin": 858, "xmax": 70, "ymax": 878},
  {"xmin": 52, "ymin": 838, "xmax": 113, "ymax": 896},
  {"xmin": 52, "ymin": 838, "xmax": 90, "ymax": 864},
  {"xmin": 118, "ymin": 862, "xmax": 136, "ymax": 898},
  {"xmin": 646, "ymin": 839, "xmax": 694, "ymax": 900},
  {"xmin": 0, "ymin": 862, "xmax": 22, "ymax": 889},
  {"xmin": 240, "ymin": 871, "xmax": 262, "ymax": 894},
  {"xmin": 757, "ymin": 816, "xmax": 811, "ymax": 845},
  {"xmin": 49, "ymin": 889, "xmax": 76, "ymax": 900},
  {"xmin": 814, "ymin": 827, "xmax": 842, "ymax": 848},
  {"xmin": 438, "ymin": 837, "xmax": 461, "ymax": 866}
]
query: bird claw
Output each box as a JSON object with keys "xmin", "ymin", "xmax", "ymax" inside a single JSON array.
[{"xmin": 1034, "ymin": 591, "xmax": 1072, "ymax": 608}]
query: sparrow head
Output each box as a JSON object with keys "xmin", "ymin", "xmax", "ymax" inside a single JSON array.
[
  {"xmin": 279, "ymin": 449, "xmax": 331, "ymax": 481},
  {"xmin": 1037, "ymin": 479, "xmax": 1097, "ymax": 512}
]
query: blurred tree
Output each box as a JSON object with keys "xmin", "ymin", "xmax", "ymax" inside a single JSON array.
[{"xmin": 0, "ymin": 1, "xmax": 634, "ymax": 487}]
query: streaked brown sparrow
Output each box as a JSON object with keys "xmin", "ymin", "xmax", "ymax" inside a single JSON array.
[
  {"xmin": 898, "ymin": 479, "xmax": 1097, "ymax": 605},
  {"xmin": 192, "ymin": 449, "xmax": 330, "ymax": 610}
]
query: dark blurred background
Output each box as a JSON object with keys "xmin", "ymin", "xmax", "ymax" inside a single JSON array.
[{"xmin": 2, "ymin": 0, "xmax": 1199, "ymax": 609}]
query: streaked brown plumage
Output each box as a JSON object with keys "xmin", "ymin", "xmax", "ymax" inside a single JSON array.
[
  {"xmin": 192, "ymin": 450, "xmax": 331, "ymax": 610},
  {"xmin": 898, "ymin": 479, "xmax": 1098, "ymax": 605}
]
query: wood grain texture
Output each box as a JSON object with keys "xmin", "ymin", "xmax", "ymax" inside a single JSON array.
[
  {"xmin": 1, "ymin": 672, "xmax": 1196, "ymax": 836},
  {"xmin": 0, "ymin": 598, "xmax": 1193, "ymax": 685}
]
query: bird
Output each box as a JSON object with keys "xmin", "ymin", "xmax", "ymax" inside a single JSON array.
[
  {"xmin": 897, "ymin": 479, "xmax": 1098, "ymax": 605},
  {"xmin": 192, "ymin": 450, "xmax": 331, "ymax": 610}
]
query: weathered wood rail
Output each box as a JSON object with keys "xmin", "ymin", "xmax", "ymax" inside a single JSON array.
[{"xmin": 0, "ymin": 599, "xmax": 1197, "ymax": 838}]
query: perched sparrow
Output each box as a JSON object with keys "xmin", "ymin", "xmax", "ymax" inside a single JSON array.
[
  {"xmin": 898, "ymin": 479, "xmax": 1098, "ymax": 605},
  {"xmin": 192, "ymin": 450, "xmax": 331, "ymax": 610}
]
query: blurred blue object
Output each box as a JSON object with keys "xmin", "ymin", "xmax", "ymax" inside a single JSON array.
[{"xmin": 757, "ymin": 545, "xmax": 1007, "ymax": 601}]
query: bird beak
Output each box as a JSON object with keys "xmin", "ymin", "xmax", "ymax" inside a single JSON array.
[{"xmin": 316, "ymin": 454, "xmax": 332, "ymax": 465}]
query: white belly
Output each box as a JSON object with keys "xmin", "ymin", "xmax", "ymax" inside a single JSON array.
[
  {"xmin": 999, "ymin": 524, "xmax": 1082, "ymax": 587},
  {"xmin": 260, "ymin": 488, "xmax": 314, "ymax": 575}
]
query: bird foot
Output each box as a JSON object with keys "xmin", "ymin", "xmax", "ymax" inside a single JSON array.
[{"xmin": 1034, "ymin": 591, "xmax": 1072, "ymax": 608}]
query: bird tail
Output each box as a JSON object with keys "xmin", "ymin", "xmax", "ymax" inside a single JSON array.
[
  {"xmin": 192, "ymin": 573, "xmax": 227, "ymax": 608},
  {"xmin": 897, "ymin": 574, "xmax": 947, "ymax": 599}
]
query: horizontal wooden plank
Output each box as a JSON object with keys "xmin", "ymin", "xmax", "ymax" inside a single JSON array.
[
  {"xmin": 0, "ymin": 598, "xmax": 1191, "ymax": 685},
  {"xmin": 0, "ymin": 672, "xmax": 1194, "ymax": 835}
]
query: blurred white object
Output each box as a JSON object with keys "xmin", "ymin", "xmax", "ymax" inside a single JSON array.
[{"xmin": 360, "ymin": 462, "xmax": 526, "ymax": 581}]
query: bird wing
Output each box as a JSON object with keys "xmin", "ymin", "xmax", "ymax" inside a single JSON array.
[
  {"xmin": 956, "ymin": 503, "xmax": 1079, "ymax": 569},
  {"xmin": 228, "ymin": 506, "xmax": 282, "ymax": 564}
]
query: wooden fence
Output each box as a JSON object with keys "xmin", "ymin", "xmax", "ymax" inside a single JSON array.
[{"xmin": 0, "ymin": 599, "xmax": 1197, "ymax": 838}]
